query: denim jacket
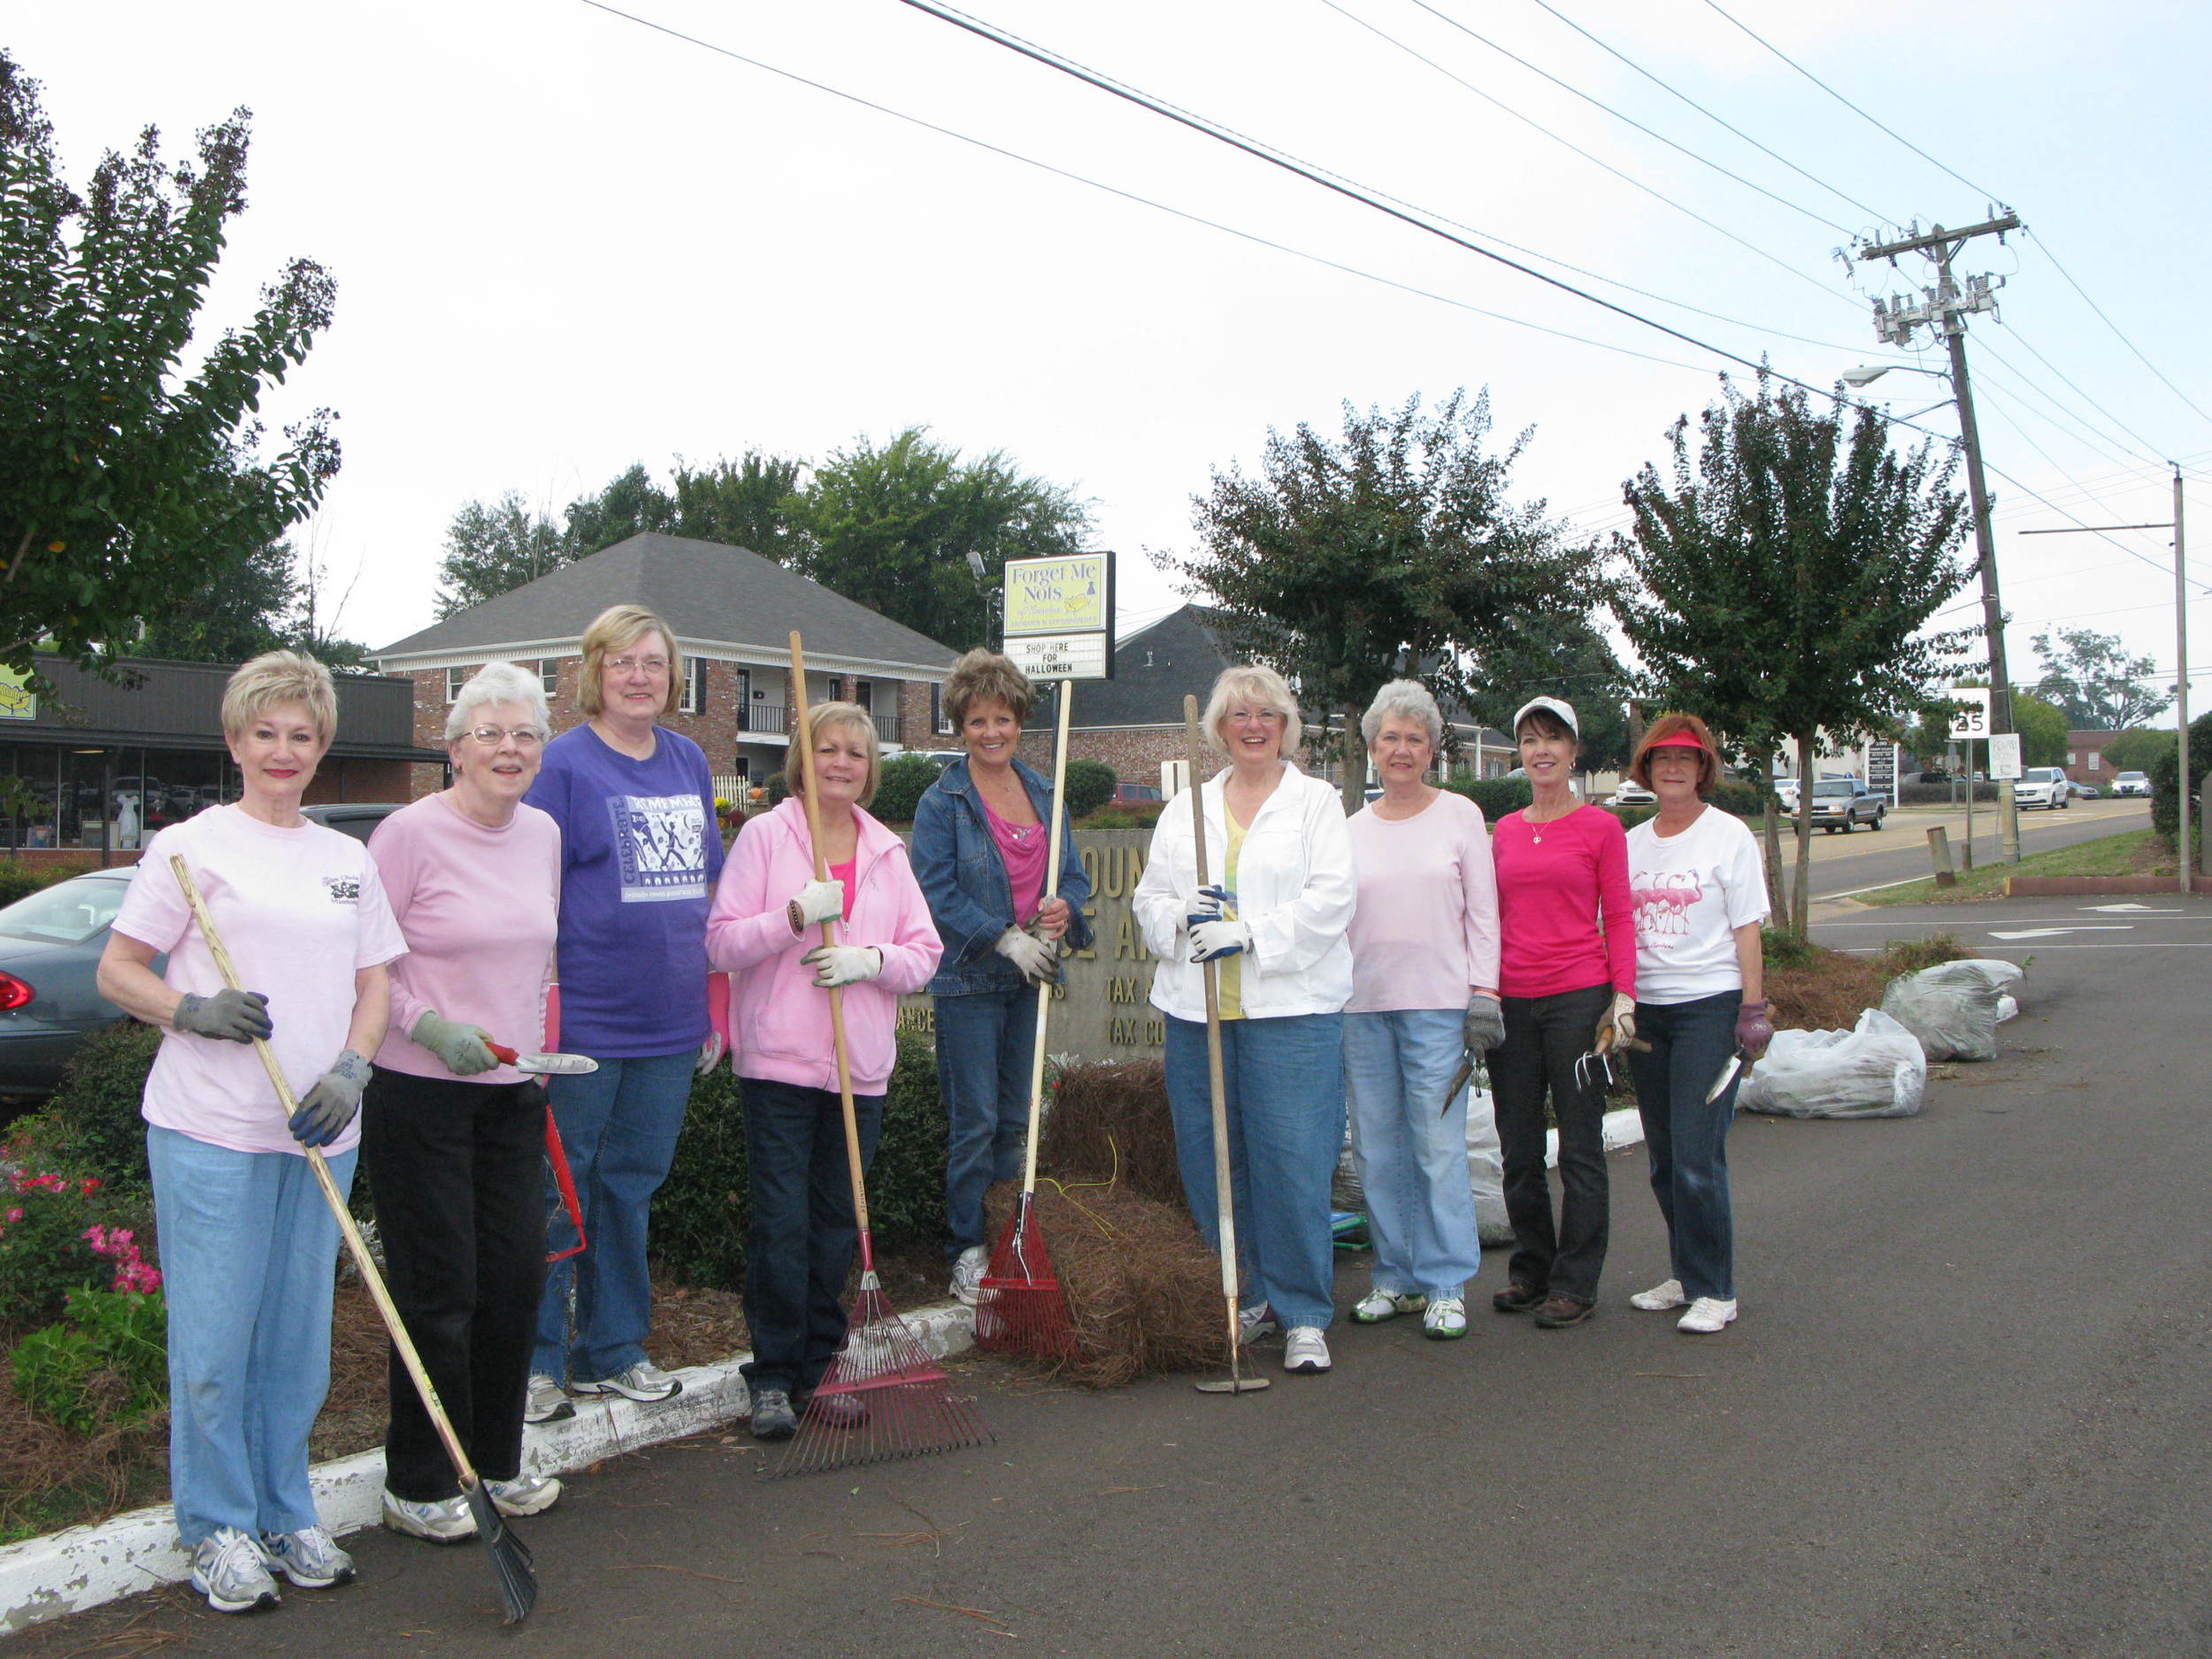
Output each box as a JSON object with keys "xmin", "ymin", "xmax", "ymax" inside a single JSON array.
[{"xmin": 911, "ymin": 756, "xmax": 1094, "ymax": 996}]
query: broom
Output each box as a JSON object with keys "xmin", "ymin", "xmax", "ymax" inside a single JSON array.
[
  {"xmin": 168, "ymin": 856, "xmax": 536, "ymax": 1624},
  {"xmin": 972, "ymin": 676, "xmax": 1078, "ymax": 1361},
  {"xmin": 773, "ymin": 634, "xmax": 991, "ymax": 1477}
]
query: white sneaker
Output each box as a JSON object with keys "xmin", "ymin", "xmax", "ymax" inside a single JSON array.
[
  {"xmin": 381, "ymin": 1489, "xmax": 476, "ymax": 1544},
  {"xmin": 1282, "ymin": 1326, "xmax": 1332, "ymax": 1374},
  {"xmin": 488, "ymin": 1474, "xmax": 563, "ymax": 1517},
  {"xmin": 1350, "ymin": 1288, "xmax": 1426, "ymax": 1324},
  {"xmin": 573, "ymin": 1359, "xmax": 682, "ymax": 1402},
  {"xmin": 1677, "ymin": 1296, "xmax": 1739, "ymax": 1334},
  {"xmin": 260, "ymin": 1525, "xmax": 354, "ymax": 1588},
  {"xmin": 1238, "ymin": 1304, "xmax": 1278, "ymax": 1343},
  {"xmin": 525, "ymin": 1373, "xmax": 574, "ymax": 1424},
  {"xmin": 1629, "ymin": 1278, "xmax": 1686, "ymax": 1311},
  {"xmin": 1422, "ymin": 1296, "xmax": 1468, "ymax": 1340},
  {"xmin": 949, "ymin": 1245, "xmax": 990, "ymax": 1306},
  {"xmin": 190, "ymin": 1526, "xmax": 280, "ymax": 1614}
]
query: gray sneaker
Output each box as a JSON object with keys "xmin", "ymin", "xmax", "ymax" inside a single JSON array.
[
  {"xmin": 525, "ymin": 1373, "xmax": 575, "ymax": 1424},
  {"xmin": 380, "ymin": 1489, "xmax": 477, "ymax": 1545},
  {"xmin": 190, "ymin": 1526, "xmax": 280, "ymax": 1614},
  {"xmin": 488, "ymin": 1474, "xmax": 563, "ymax": 1517},
  {"xmin": 749, "ymin": 1387, "xmax": 797, "ymax": 1441},
  {"xmin": 949, "ymin": 1245, "xmax": 990, "ymax": 1306},
  {"xmin": 572, "ymin": 1359, "xmax": 682, "ymax": 1402},
  {"xmin": 261, "ymin": 1525, "xmax": 355, "ymax": 1588}
]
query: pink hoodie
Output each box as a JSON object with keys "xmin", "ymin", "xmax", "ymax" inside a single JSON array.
[{"xmin": 705, "ymin": 797, "xmax": 942, "ymax": 1094}]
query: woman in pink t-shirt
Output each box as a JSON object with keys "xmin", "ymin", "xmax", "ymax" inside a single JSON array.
[
  {"xmin": 1487, "ymin": 696, "xmax": 1636, "ymax": 1331},
  {"xmin": 360, "ymin": 663, "xmax": 565, "ymax": 1543}
]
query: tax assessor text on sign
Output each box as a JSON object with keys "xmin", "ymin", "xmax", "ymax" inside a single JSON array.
[{"xmin": 1002, "ymin": 551, "xmax": 1115, "ymax": 680}]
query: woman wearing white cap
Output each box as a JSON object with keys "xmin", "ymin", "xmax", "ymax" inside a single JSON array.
[{"xmin": 1486, "ymin": 695, "xmax": 1635, "ymax": 1330}]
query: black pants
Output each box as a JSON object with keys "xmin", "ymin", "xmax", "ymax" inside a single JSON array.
[
  {"xmin": 739, "ymin": 1077, "xmax": 882, "ymax": 1397},
  {"xmin": 1490, "ymin": 983, "xmax": 1614, "ymax": 1302},
  {"xmin": 361, "ymin": 1071, "xmax": 548, "ymax": 1502}
]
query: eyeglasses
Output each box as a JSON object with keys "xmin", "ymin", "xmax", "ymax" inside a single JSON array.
[
  {"xmin": 1227, "ymin": 709, "xmax": 1285, "ymax": 726},
  {"xmin": 607, "ymin": 655, "xmax": 670, "ymax": 676},
  {"xmin": 465, "ymin": 726, "xmax": 544, "ymax": 748}
]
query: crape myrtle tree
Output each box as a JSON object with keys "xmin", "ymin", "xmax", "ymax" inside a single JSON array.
[
  {"xmin": 1162, "ymin": 390, "xmax": 1606, "ymax": 812},
  {"xmin": 2031, "ymin": 625, "xmax": 2170, "ymax": 732},
  {"xmin": 0, "ymin": 52, "xmax": 338, "ymax": 680},
  {"xmin": 1617, "ymin": 373, "xmax": 1973, "ymax": 935}
]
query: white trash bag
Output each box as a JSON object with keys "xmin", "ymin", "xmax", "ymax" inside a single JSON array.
[
  {"xmin": 1739, "ymin": 1008, "xmax": 1927, "ymax": 1119},
  {"xmin": 1879, "ymin": 959, "xmax": 2016, "ymax": 1062}
]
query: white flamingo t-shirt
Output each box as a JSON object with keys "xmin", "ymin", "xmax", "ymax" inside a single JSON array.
[{"xmin": 1624, "ymin": 807, "xmax": 1769, "ymax": 1005}]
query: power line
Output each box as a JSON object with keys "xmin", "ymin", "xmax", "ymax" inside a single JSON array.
[
  {"xmin": 1973, "ymin": 339, "xmax": 2160, "ymax": 467},
  {"xmin": 1998, "ymin": 321, "xmax": 2177, "ymax": 461},
  {"xmin": 1970, "ymin": 353, "xmax": 2138, "ymax": 472},
  {"xmin": 2024, "ymin": 233, "xmax": 2212, "ymax": 434},
  {"xmin": 1698, "ymin": 0, "xmax": 2003, "ymax": 204},
  {"xmin": 1521, "ymin": 0, "xmax": 1889, "ymax": 226}
]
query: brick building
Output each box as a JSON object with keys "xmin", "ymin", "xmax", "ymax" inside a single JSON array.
[
  {"xmin": 373, "ymin": 533, "xmax": 958, "ymax": 802},
  {"xmin": 2064, "ymin": 728, "xmax": 2124, "ymax": 788}
]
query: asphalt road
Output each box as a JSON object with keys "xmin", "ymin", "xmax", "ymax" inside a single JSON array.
[
  {"xmin": 17, "ymin": 892, "xmax": 2212, "ymax": 1658},
  {"xmin": 1786, "ymin": 797, "xmax": 2148, "ymax": 901}
]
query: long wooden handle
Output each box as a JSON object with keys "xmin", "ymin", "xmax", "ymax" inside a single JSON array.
[
  {"xmin": 787, "ymin": 634, "xmax": 872, "ymax": 1248},
  {"xmin": 1182, "ymin": 698, "xmax": 1240, "ymax": 1349},
  {"xmin": 1017, "ymin": 680, "xmax": 1077, "ymax": 1193},
  {"xmin": 167, "ymin": 855, "xmax": 484, "ymax": 1490}
]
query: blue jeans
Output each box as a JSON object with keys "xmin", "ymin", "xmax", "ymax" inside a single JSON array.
[
  {"xmin": 1627, "ymin": 993, "xmax": 1743, "ymax": 1302},
  {"xmin": 737, "ymin": 1078, "xmax": 884, "ymax": 1396},
  {"xmin": 1343, "ymin": 1010, "xmax": 1480, "ymax": 1299},
  {"xmin": 534, "ymin": 1050, "xmax": 694, "ymax": 1382},
  {"xmin": 1164, "ymin": 1012, "xmax": 1345, "ymax": 1331},
  {"xmin": 934, "ymin": 986, "xmax": 1041, "ymax": 1256},
  {"xmin": 148, "ymin": 1125, "xmax": 357, "ymax": 1549}
]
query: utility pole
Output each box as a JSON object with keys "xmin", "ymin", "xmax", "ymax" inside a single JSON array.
[{"xmin": 1862, "ymin": 212, "xmax": 2024, "ymax": 861}]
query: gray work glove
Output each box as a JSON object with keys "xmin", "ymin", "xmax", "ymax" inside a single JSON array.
[
  {"xmin": 411, "ymin": 1010, "xmax": 498, "ymax": 1077},
  {"xmin": 995, "ymin": 926, "xmax": 1058, "ymax": 985},
  {"xmin": 173, "ymin": 987, "xmax": 273, "ymax": 1044},
  {"xmin": 1463, "ymin": 995, "xmax": 1506, "ymax": 1053},
  {"xmin": 289, "ymin": 1048, "xmax": 370, "ymax": 1148}
]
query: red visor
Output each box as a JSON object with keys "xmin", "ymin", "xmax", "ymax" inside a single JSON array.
[{"xmin": 1642, "ymin": 731, "xmax": 1713, "ymax": 755}]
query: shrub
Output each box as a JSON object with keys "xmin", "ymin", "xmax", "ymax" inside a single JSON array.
[
  {"xmin": 650, "ymin": 1031, "xmax": 950, "ymax": 1291},
  {"xmin": 1077, "ymin": 803, "xmax": 1164, "ymax": 831},
  {"xmin": 0, "ymin": 861, "xmax": 73, "ymax": 908},
  {"xmin": 1444, "ymin": 777, "xmax": 1532, "ymax": 820},
  {"xmin": 2148, "ymin": 710, "xmax": 2212, "ymax": 845},
  {"xmin": 1901, "ymin": 781, "xmax": 1998, "ymax": 805},
  {"xmin": 9, "ymin": 1290, "xmax": 167, "ymax": 1434},
  {"xmin": 1708, "ymin": 780, "xmax": 1770, "ymax": 818},
  {"xmin": 1063, "ymin": 760, "xmax": 1118, "ymax": 818},
  {"xmin": 30, "ymin": 1021, "xmax": 162, "ymax": 1193},
  {"xmin": 0, "ymin": 1164, "xmax": 157, "ymax": 1337},
  {"xmin": 869, "ymin": 755, "xmax": 941, "ymax": 826}
]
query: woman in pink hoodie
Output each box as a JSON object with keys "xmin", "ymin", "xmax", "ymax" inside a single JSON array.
[{"xmin": 705, "ymin": 702, "xmax": 941, "ymax": 1442}]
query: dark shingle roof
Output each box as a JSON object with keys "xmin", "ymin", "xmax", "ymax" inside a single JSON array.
[
  {"xmin": 1066, "ymin": 605, "xmax": 1235, "ymax": 727},
  {"xmin": 374, "ymin": 534, "xmax": 958, "ymax": 671}
]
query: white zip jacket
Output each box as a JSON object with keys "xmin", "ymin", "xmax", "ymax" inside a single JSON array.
[{"xmin": 1134, "ymin": 764, "xmax": 1356, "ymax": 1023}]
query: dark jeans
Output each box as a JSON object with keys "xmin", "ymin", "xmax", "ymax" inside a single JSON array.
[
  {"xmin": 360, "ymin": 1071, "xmax": 547, "ymax": 1502},
  {"xmin": 739, "ymin": 1077, "xmax": 883, "ymax": 1397},
  {"xmin": 1491, "ymin": 983, "xmax": 1614, "ymax": 1302},
  {"xmin": 1626, "ymin": 992, "xmax": 1743, "ymax": 1302},
  {"xmin": 934, "ymin": 985, "xmax": 1039, "ymax": 1256}
]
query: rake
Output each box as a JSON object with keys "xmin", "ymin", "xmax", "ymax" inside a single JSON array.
[
  {"xmin": 973, "ymin": 675, "xmax": 1079, "ymax": 1363},
  {"xmin": 169, "ymin": 856, "xmax": 535, "ymax": 1624},
  {"xmin": 774, "ymin": 634, "xmax": 992, "ymax": 1477}
]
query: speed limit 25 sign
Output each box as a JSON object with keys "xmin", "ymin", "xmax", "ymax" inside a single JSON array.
[{"xmin": 1947, "ymin": 688, "xmax": 1992, "ymax": 741}]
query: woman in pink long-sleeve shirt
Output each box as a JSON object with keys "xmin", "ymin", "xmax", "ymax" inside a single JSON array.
[
  {"xmin": 705, "ymin": 703, "xmax": 941, "ymax": 1443},
  {"xmin": 1486, "ymin": 696, "xmax": 1636, "ymax": 1331}
]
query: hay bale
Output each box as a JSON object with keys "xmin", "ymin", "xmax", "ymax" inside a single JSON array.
[
  {"xmin": 1040, "ymin": 1059, "xmax": 1185, "ymax": 1208},
  {"xmin": 983, "ymin": 1179, "xmax": 1224, "ymax": 1388}
]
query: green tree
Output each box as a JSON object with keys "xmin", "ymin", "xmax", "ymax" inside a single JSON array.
[
  {"xmin": 2011, "ymin": 689, "xmax": 2068, "ymax": 767},
  {"xmin": 796, "ymin": 427, "xmax": 1092, "ymax": 651},
  {"xmin": 2104, "ymin": 727, "xmax": 2172, "ymax": 774},
  {"xmin": 1163, "ymin": 390, "xmax": 1603, "ymax": 810},
  {"xmin": 1475, "ymin": 610, "xmax": 1632, "ymax": 775},
  {"xmin": 1616, "ymin": 373, "xmax": 1973, "ymax": 934},
  {"xmin": 562, "ymin": 462, "xmax": 679, "ymax": 553},
  {"xmin": 672, "ymin": 451, "xmax": 809, "ymax": 565},
  {"xmin": 434, "ymin": 490, "xmax": 569, "ymax": 617},
  {"xmin": 2031, "ymin": 626, "xmax": 2168, "ymax": 731},
  {"xmin": 136, "ymin": 536, "xmax": 295, "ymax": 661},
  {"xmin": 0, "ymin": 53, "xmax": 339, "ymax": 680}
]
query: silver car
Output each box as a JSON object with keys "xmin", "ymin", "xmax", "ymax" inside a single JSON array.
[{"xmin": 0, "ymin": 868, "xmax": 145, "ymax": 1099}]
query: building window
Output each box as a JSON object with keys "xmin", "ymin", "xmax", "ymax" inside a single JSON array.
[
  {"xmin": 931, "ymin": 684, "xmax": 952, "ymax": 735},
  {"xmin": 680, "ymin": 657, "xmax": 708, "ymax": 715},
  {"xmin": 445, "ymin": 666, "xmax": 465, "ymax": 703},
  {"xmin": 2088, "ymin": 750, "xmax": 2102, "ymax": 771},
  {"xmin": 538, "ymin": 658, "xmax": 560, "ymax": 697}
]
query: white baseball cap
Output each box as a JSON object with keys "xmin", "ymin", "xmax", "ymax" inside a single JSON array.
[{"xmin": 1511, "ymin": 695, "xmax": 1578, "ymax": 738}]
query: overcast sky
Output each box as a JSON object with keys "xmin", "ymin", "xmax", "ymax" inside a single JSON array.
[{"xmin": 14, "ymin": 0, "xmax": 2210, "ymax": 718}]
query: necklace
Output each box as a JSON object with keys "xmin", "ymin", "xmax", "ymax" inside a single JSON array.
[{"xmin": 1525, "ymin": 801, "xmax": 1575, "ymax": 845}]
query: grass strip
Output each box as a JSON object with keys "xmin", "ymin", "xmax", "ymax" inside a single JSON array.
[{"xmin": 1850, "ymin": 828, "xmax": 2170, "ymax": 907}]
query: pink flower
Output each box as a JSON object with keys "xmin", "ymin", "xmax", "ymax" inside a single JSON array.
[
  {"xmin": 4, "ymin": 1207, "xmax": 19, "ymax": 1224},
  {"xmin": 80, "ymin": 1178, "xmax": 101, "ymax": 1194},
  {"xmin": 110, "ymin": 1229, "xmax": 133, "ymax": 1248}
]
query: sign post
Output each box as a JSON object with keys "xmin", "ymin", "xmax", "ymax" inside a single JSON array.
[
  {"xmin": 1867, "ymin": 741, "xmax": 1900, "ymax": 807},
  {"xmin": 1947, "ymin": 690, "xmax": 1992, "ymax": 870},
  {"xmin": 1986, "ymin": 733, "xmax": 2023, "ymax": 782},
  {"xmin": 1000, "ymin": 552, "xmax": 1116, "ymax": 684}
]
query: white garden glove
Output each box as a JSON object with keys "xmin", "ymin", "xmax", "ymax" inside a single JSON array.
[
  {"xmin": 803, "ymin": 944, "xmax": 882, "ymax": 988},
  {"xmin": 1604, "ymin": 991, "xmax": 1639, "ymax": 1055},
  {"xmin": 995, "ymin": 926, "xmax": 1058, "ymax": 985},
  {"xmin": 786, "ymin": 879, "xmax": 845, "ymax": 933},
  {"xmin": 1186, "ymin": 884, "xmax": 1250, "ymax": 964},
  {"xmin": 1463, "ymin": 995, "xmax": 1506, "ymax": 1053},
  {"xmin": 697, "ymin": 1032, "xmax": 726, "ymax": 1073},
  {"xmin": 411, "ymin": 1010, "xmax": 498, "ymax": 1077}
]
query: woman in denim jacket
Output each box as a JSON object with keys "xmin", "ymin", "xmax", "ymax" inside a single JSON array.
[{"xmin": 910, "ymin": 650, "xmax": 1094, "ymax": 1304}]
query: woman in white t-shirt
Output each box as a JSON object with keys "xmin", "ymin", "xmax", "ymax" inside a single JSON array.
[
  {"xmin": 98, "ymin": 652, "xmax": 405, "ymax": 1616},
  {"xmin": 1620, "ymin": 713, "xmax": 1773, "ymax": 1337}
]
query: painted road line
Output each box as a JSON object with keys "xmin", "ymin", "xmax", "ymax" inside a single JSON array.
[{"xmin": 1987, "ymin": 926, "xmax": 2135, "ymax": 940}]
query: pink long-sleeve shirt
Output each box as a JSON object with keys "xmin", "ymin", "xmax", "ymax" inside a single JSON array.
[
  {"xmin": 367, "ymin": 793, "xmax": 562, "ymax": 1085},
  {"xmin": 705, "ymin": 798, "xmax": 942, "ymax": 1094},
  {"xmin": 1492, "ymin": 804, "xmax": 1636, "ymax": 1000},
  {"xmin": 1345, "ymin": 791, "xmax": 1501, "ymax": 1013}
]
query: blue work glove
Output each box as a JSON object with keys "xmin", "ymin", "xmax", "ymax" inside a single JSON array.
[{"xmin": 289, "ymin": 1049, "xmax": 370, "ymax": 1148}]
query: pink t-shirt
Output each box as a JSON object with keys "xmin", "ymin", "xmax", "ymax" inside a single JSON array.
[
  {"xmin": 1345, "ymin": 791, "xmax": 1501, "ymax": 1013},
  {"xmin": 114, "ymin": 806, "xmax": 406, "ymax": 1156},
  {"xmin": 368, "ymin": 793, "xmax": 562, "ymax": 1083},
  {"xmin": 828, "ymin": 857, "xmax": 858, "ymax": 922},
  {"xmin": 982, "ymin": 798, "xmax": 1048, "ymax": 926},
  {"xmin": 1492, "ymin": 804, "xmax": 1636, "ymax": 1000}
]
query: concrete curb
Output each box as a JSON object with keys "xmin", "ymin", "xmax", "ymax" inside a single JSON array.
[{"xmin": 0, "ymin": 1302, "xmax": 977, "ymax": 1639}]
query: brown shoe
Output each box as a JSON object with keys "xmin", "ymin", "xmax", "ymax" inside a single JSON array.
[
  {"xmin": 1491, "ymin": 1281, "xmax": 1547, "ymax": 1314},
  {"xmin": 1533, "ymin": 1294, "xmax": 1596, "ymax": 1329}
]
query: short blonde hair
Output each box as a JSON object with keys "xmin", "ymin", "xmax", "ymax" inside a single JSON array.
[
  {"xmin": 1202, "ymin": 664, "xmax": 1302, "ymax": 757},
  {"xmin": 1361, "ymin": 679, "xmax": 1443, "ymax": 749},
  {"xmin": 222, "ymin": 650, "xmax": 337, "ymax": 748},
  {"xmin": 784, "ymin": 701, "xmax": 881, "ymax": 808},
  {"xmin": 577, "ymin": 604, "xmax": 681, "ymax": 719},
  {"xmin": 445, "ymin": 662, "xmax": 553, "ymax": 743},
  {"xmin": 941, "ymin": 649, "xmax": 1035, "ymax": 730}
]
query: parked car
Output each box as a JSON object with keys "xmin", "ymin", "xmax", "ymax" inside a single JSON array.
[
  {"xmin": 1110, "ymin": 782, "xmax": 1164, "ymax": 806},
  {"xmin": 301, "ymin": 802, "xmax": 405, "ymax": 842},
  {"xmin": 0, "ymin": 867, "xmax": 148, "ymax": 1100},
  {"xmin": 2015, "ymin": 767, "xmax": 2074, "ymax": 810},
  {"xmin": 1795, "ymin": 777, "xmax": 1886, "ymax": 833},
  {"xmin": 1605, "ymin": 780, "xmax": 1656, "ymax": 807},
  {"xmin": 2073, "ymin": 781, "xmax": 2101, "ymax": 799},
  {"xmin": 2114, "ymin": 771, "xmax": 2151, "ymax": 797}
]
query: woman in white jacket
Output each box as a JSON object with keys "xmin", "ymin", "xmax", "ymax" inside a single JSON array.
[{"xmin": 1133, "ymin": 665, "xmax": 1356, "ymax": 1376}]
